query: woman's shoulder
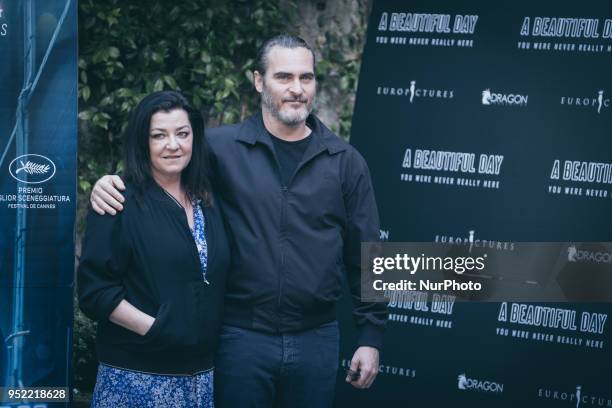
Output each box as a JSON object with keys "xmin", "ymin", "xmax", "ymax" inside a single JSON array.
[
  {"xmin": 121, "ymin": 181, "xmax": 137, "ymax": 200},
  {"xmin": 84, "ymin": 182, "xmax": 152, "ymax": 237},
  {"xmin": 122, "ymin": 180, "xmax": 158, "ymax": 210}
]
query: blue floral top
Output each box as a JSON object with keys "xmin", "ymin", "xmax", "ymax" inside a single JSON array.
[{"xmin": 190, "ymin": 198, "xmax": 209, "ymax": 283}]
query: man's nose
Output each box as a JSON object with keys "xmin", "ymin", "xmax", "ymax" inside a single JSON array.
[{"xmin": 288, "ymin": 78, "xmax": 304, "ymax": 94}]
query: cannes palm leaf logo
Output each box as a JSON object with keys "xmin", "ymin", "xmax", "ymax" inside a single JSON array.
[
  {"xmin": 9, "ymin": 154, "xmax": 56, "ymax": 184},
  {"xmin": 15, "ymin": 160, "xmax": 51, "ymax": 175}
]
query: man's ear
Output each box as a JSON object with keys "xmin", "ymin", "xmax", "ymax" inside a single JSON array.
[{"xmin": 254, "ymin": 70, "xmax": 264, "ymax": 93}]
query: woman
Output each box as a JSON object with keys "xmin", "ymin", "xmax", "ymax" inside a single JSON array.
[{"xmin": 78, "ymin": 91, "xmax": 229, "ymax": 407}]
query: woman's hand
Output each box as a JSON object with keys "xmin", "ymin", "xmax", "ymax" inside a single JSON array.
[{"xmin": 109, "ymin": 300, "xmax": 155, "ymax": 336}]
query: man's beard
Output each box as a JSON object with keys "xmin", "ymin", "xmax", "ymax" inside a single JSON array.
[{"xmin": 261, "ymin": 86, "xmax": 314, "ymax": 127}]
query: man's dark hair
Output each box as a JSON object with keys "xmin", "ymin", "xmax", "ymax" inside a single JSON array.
[
  {"xmin": 254, "ymin": 34, "xmax": 316, "ymax": 75},
  {"xmin": 123, "ymin": 90, "xmax": 212, "ymax": 205}
]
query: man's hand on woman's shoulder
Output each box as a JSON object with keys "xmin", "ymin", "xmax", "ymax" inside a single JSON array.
[{"xmin": 91, "ymin": 175, "xmax": 126, "ymax": 215}]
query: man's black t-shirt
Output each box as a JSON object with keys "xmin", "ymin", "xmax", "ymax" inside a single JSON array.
[{"xmin": 269, "ymin": 132, "xmax": 312, "ymax": 187}]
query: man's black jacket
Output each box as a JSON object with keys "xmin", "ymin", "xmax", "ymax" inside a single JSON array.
[{"xmin": 207, "ymin": 112, "xmax": 387, "ymax": 349}]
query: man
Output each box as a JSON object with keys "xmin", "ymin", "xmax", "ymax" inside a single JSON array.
[{"xmin": 90, "ymin": 34, "xmax": 387, "ymax": 407}]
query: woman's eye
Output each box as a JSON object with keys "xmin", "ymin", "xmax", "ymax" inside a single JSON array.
[
  {"xmin": 178, "ymin": 132, "xmax": 189, "ymax": 138},
  {"xmin": 151, "ymin": 133, "xmax": 165, "ymax": 139}
]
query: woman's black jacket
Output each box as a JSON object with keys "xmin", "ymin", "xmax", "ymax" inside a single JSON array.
[{"xmin": 78, "ymin": 181, "xmax": 230, "ymax": 375}]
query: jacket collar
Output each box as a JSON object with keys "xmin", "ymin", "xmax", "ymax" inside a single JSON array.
[{"xmin": 236, "ymin": 110, "xmax": 347, "ymax": 155}]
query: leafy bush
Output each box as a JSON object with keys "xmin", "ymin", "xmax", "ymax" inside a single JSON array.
[{"xmin": 78, "ymin": 0, "xmax": 286, "ymax": 200}]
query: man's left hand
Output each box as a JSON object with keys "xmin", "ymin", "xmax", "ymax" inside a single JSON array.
[{"xmin": 346, "ymin": 346, "xmax": 379, "ymax": 389}]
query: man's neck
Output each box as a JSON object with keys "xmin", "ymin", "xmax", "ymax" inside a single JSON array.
[{"xmin": 261, "ymin": 108, "xmax": 311, "ymax": 142}]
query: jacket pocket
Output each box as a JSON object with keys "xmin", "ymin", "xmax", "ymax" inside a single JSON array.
[
  {"xmin": 142, "ymin": 303, "xmax": 166, "ymax": 342},
  {"xmin": 143, "ymin": 283, "xmax": 199, "ymax": 347},
  {"xmin": 312, "ymin": 262, "xmax": 344, "ymax": 304}
]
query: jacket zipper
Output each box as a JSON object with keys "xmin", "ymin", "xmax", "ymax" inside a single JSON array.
[
  {"xmin": 277, "ymin": 183, "xmax": 288, "ymax": 333},
  {"xmin": 162, "ymin": 189, "xmax": 209, "ymax": 284},
  {"xmin": 270, "ymin": 140, "xmax": 326, "ymax": 332},
  {"xmin": 279, "ymin": 185, "xmax": 288, "ymax": 301}
]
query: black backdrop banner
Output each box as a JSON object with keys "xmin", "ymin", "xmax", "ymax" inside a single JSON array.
[
  {"xmin": 336, "ymin": 1, "xmax": 612, "ymax": 406},
  {"xmin": 0, "ymin": 0, "xmax": 77, "ymax": 406}
]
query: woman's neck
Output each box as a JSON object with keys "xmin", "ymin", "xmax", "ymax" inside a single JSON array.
[{"xmin": 153, "ymin": 174, "xmax": 185, "ymax": 202}]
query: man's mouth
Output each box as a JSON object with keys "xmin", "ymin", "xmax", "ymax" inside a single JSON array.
[{"xmin": 283, "ymin": 99, "xmax": 307, "ymax": 104}]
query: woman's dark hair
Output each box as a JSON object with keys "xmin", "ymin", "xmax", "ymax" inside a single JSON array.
[{"xmin": 123, "ymin": 90, "xmax": 212, "ymax": 205}]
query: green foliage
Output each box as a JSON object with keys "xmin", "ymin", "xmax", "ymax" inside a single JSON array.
[
  {"xmin": 315, "ymin": 11, "xmax": 368, "ymax": 141},
  {"xmin": 72, "ymin": 293, "xmax": 97, "ymax": 397},
  {"xmin": 78, "ymin": 0, "xmax": 286, "ymax": 205}
]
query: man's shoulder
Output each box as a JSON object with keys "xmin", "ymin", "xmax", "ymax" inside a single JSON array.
[
  {"xmin": 320, "ymin": 131, "xmax": 370, "ymax": 178},
  {"xmin": 207, "ymin": 122, "xmax": 242, "ymax": 138},
  {"xmin": 321, "ymin": 129, "xmax": 367, "ymax": 167},
  {"xmin": 206, "ymin": 122, "xmax": 242, "ymax": 146},
  {"xmin": 206, "ymin": 115, "xmax": 261, "ymax": 153},
  {"xmin": 343, "ymin": 142, "xmax": 368, "ymax": 164},
  {"xmin": 311, "ymin": 114, "xmax": 363, "ymax": 161},
  {"xmin": 332, "ymin": 136, "xmax": 361, "ymax": 160}
]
